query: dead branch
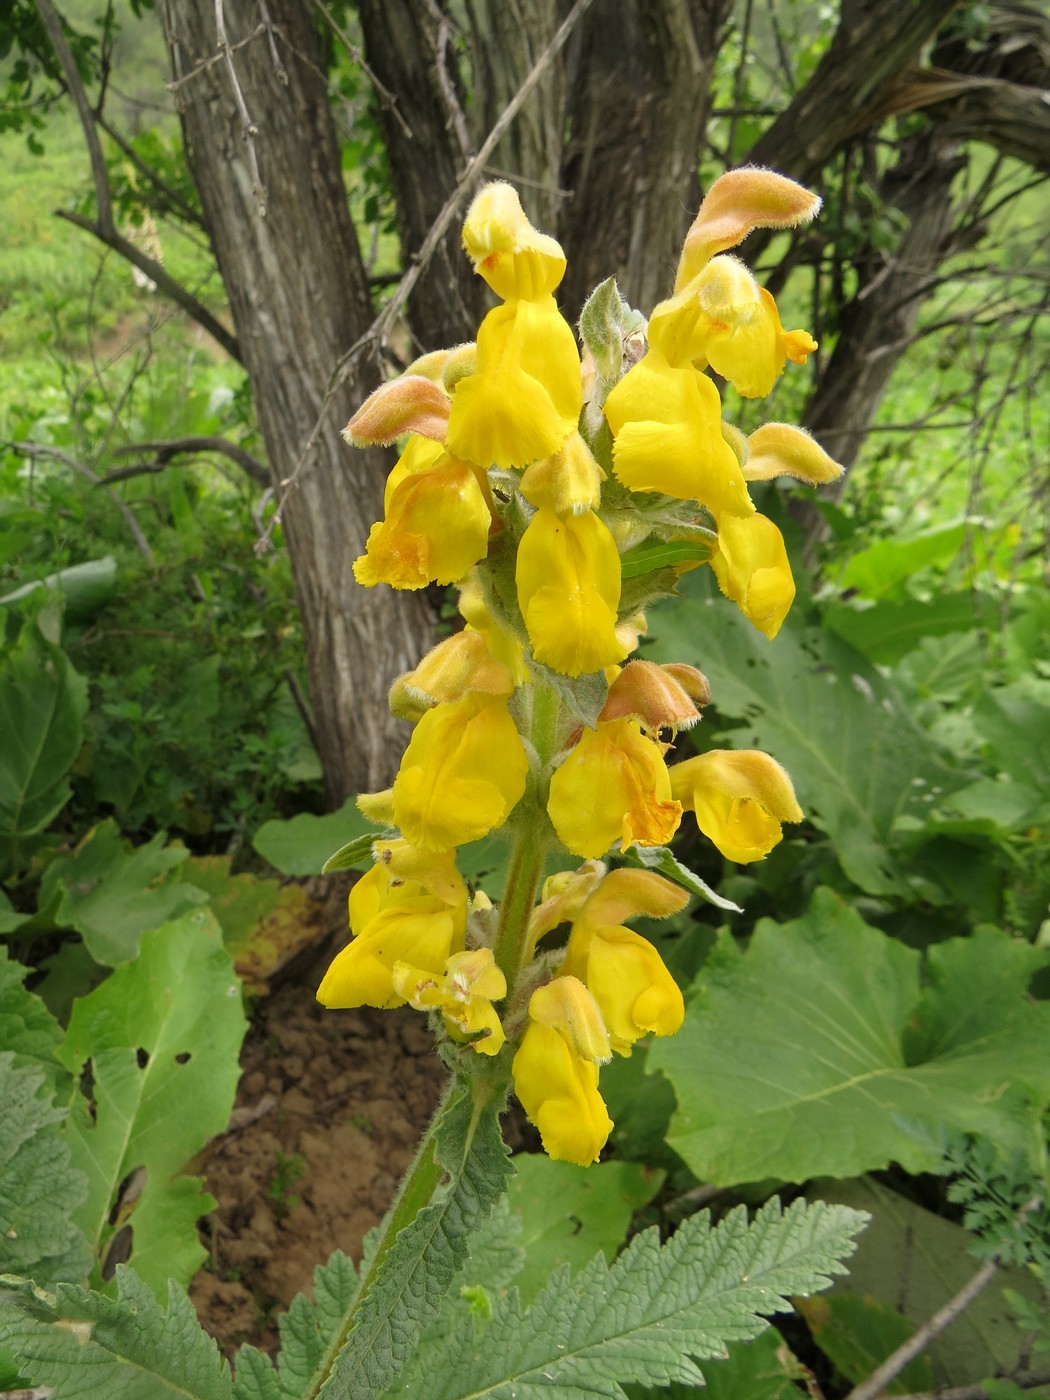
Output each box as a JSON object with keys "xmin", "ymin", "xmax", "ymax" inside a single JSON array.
[{"xmin": 103, "ymin": 436, "xmax": 269, "ymax": 487}]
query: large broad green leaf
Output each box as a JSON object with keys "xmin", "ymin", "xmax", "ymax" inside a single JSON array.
[
  {"xmin": 252, "ymin": 798, "xmax": 377, "ymax": 876},
  {"xmin": 797, "ymin": 1293, "xmax": 933, "ymax": 1393},
  {"xmin": 837, "ymin": 520, "xmax": 970, "ymax": 601},
  {"xmin": 649, "ymin": 594, "xmax": 968, "ymax": 895},
  {"xmin": 824, "ymin": 590, "xmax": 998, "ymax": 666},
  {"xmin": 626, "ymin": 1328, "xmax": 807, "ymax": 1400},
  {"xmin": 38, "ymin": 820, "xmax": 209, "ymax": 966},
  {"xmin": 649, "ymin": 890, "xmax": 1050, "ymax": 1187},
  {"xmin": 0, "ymin": 613, "xmax": 87, "ymax": 860},
  {"xmin": 0, "ymin": 947, "xmax": 63, "ymax": 1081},
  {"xmin": 392, "ymin": 1198, "xmax": 866, "ymax": 1400},
  {"xmin": 56, "ymin": 912, "xmax": 246, "ymax": 1297},
  {"xmin": 0, "ymin": 1268, "xmax": 233, "ymax": 1400},
  {"xmin": 0, "ymin": 556, "xmax": 117, "ymax": 620}
]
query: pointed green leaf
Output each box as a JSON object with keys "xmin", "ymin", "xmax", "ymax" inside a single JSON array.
[
  {"xmin": 395, "ymin": 1197, "xmax": 866, "ymax": 1399},
  {"xmin": 623, "ymin": 843, "xmax": 742, "ymax": 912},
  {"xmin": 0, "ymin": 1267, "xmax": 233, "ymax": 1400},
  {"xmin": 253, "ymin": 798, "xmax": 378, "ymax": 876},
  {"xmin": 650, "ymin": 891, "xmax": 1050, "ymax": 1186}
]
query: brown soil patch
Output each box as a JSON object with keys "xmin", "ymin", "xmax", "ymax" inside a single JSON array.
[{"xmin": 190, "ymin": 934, "xmax": 446, "ymax": 1358}]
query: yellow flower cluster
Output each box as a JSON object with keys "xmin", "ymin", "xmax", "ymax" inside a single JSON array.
[{"xmin": 319, "ymin": 172, "xmax": 841, "ymax": 1165}]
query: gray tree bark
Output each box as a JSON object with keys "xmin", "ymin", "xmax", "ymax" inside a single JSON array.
[{"xmin": 158, "ymin": 0, "xmax": 435, "ymax": 803}]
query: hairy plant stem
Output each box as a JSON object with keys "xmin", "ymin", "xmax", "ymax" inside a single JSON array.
[{"xmin": 306, "ymin": 1078, "xmax": 454, "ymax": 1397}]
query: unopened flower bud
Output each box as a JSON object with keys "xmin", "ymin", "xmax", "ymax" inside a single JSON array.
[
  {"xmin": 344, "ymin": 375, "xmax": 451, "ymax": 446},
  {"xmin": 744, "ymin": 422, "xmax": 844, "ymax": 485},
  {"xmin": 599, "ymin": 659, "xmax": 703, "ymax": 735}
]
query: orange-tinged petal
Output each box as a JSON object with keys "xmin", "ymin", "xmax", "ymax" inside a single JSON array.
[
  {"xmin": 670, "ymin": 748, "xmax": 803, "ymax": 863},
  {"xmin": 547, "ymin": 718, "xmax": 681, "ymax": 858},
  {"xmin": 516, "ymin": 507, "xmax": 626, "ymax": 677},
  {"xmin": 354, "ymin": 457, "xmax": 491, "ymax": 590},
  {"xmin": 675, "ymin": 168, "xmax": 822, "ymax": 291},
  {"xmin": 710, "ymin": 511, "xmax": 795, "ymax": 639},
  {"xmin": 344, "ymin": 375, "xmax": 450, "ymax": 446},
  {"xmin": 392, "ymin": 629, "xmax": 515, "ymax": 713}
]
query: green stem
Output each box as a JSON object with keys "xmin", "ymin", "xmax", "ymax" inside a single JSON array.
[
  {"xmin": 306, "ymin": 1077, "xmax": 454, "ymax": 1397},
  {"xmin": 492, "ymin": 825, "xmax": 549, "ymax": 994}
]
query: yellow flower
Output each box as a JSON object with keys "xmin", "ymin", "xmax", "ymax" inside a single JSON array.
[
  {"xmin": 511, "ymin": 976, "xmax": 613, "ymax": 1165},
  {"xmin": 558, "ymin": 867, "xmax": 687, "ymax": 1054},
  {"xmin": 710, "ymin": 511, "xmax": 795, "ymax": 639},
  {"xmin": 344, "ymin": 375, "xmax": 451, "ymax": 447},
  {"xmin": 458, "ymin": 572, "xmax": 527, "ymax": 685},
  {"xmin": 516, "ymin": 507, "xmax": 627, "ymax": 677},
  {"xmin": 316, "ymin": 841, "xmax": 467, "ymax": 1010},
  {"xmin": 670, "ymin": 749, "xmax": 803, "ymax": 863},
  {"xmin": 742, "ymin": 422, "xmax": 844, "ymax": 485},
  {"xmin": 389, "ymin": 629, "xmax": 515, "ymax": 721},
  {"xmin": 393, "ymin": 947, "xmax": 507, "ymax": 1055},
  {"xmin": 353, "ymin": 455, "xmax": 492, "ymax": 590},
  {"xmin": 380, "ymin": 435, "xmax": 446, "ymax": 513},
  {"xmin": 547, "ymin": 718, "xmax": 682, "ymax": 858},
  {"xmin": 461, "ymin": 181, "xmax": 567, "ymax": 302},
  {"xmin": 518, "ymin": 431, "xmax": 605, "ymax": 516},
  {"xmin": 602, "ymin": 348, "xmax": 753, "ymax": 518},
  {"xmin": 445, "ymin": 298, "xmax": 582, "ymax": 470},
  {"xmin": 392, "ymin": 692, "xmax": 528, "ymax": 851}
]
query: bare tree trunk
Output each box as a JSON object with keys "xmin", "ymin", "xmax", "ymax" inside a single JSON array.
[
  {"xmin": 159, "ymin": 0, "xmax": 435, "ymax": 803},
  {"xmin": 356, "ymin": 0, "xmax": 483, "ymax": 351},
  {"xmin": 559, "ymin": 0, "xmax": 732, "ymax": 319}
]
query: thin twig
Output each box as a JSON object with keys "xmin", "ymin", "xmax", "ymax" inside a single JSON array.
[
  {"xmin": 257, "ymin": 0, "xmax": 597, "ymax": 550},
  {"xmin": 889, "ymin": 1371, "xmax": 1050, "ymax": 1400},
  {"xmin": 104, "ymin": 436, "xmax": 269, "ymax": 487},
  {"xmin": 54, "ymin": 211, "xmax": 241, "ymax": 361},
  {"xmin": 5, "ymin": 441, "xmax": 155, "ymax": 563},
  {"xmin": 845, "ymin": 1197, "xmax": 1044, "ymax": 1400},
  {"xmin": 214, "ymin": 0, "xmax": 266, "ymax": 214},
  {"xmin": 311, "ymin": 0, "xmax": 411, "ymax": 138}
]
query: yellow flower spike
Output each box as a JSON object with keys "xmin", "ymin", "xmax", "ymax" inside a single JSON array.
[
  {"xmin": 599, "ymin": 659, "xmax": 705, "ymax": 736},
  {"xmin": 390, "ymin": 630, "xmax": 515, "ymax": 719},
  {"xmin": 344, "ymin": 375, "xmax": 451, "ymax": 447},
  {"xmin": 670, "ymin": 749, "xmax": 803, "ymax": 864},
  {"xmin": 392, "ymin": 948, "xmax": 508, "ymax": 1056},
  {"xmin": 445, "ymin": 297, "xmax": 582, "ymax": 470},
  {"xmin": 392, "ymin": 692, "xmax": 528, "ymax": 852},
  {"xmin": 513, "ymin": 977, "xmax": 613, "ymax": 1164},
  {"xmin": 710, "ymin": 510, "xmax": 796, "ymax": 640},
  {"xmin": 458, "ymin": 572, "xmax": 527, "ymax": 686},
  {"xmin": 743, "ymin": 422, "xmax": 845, "ymax": 485},
  {"xmin": 516, "ymin": 507, "xmax": 627, "ymax": 678},
  {"xmin": 461, "ymin": 181, "xmax": 567, "ymax": 301},
  {"xmin": 354, "ymin": 455, "xmax": 492, "ymax": 591},
  {"xmin": 603, "ymin": 349, "xmax": 753, "ymax": 518},
  {"xmin": 519, "ymin": 431, "xmax": 605, "ymax": 516},
  {"xmin": 318, "ymin": 842, "xmax": 467, "ymax": 1011},
  {"xmin": 675, "ymin": 168, "xmax": 822, "ymax": 293},
  {"xmin": 547, "ymin": 718, "xmax": 682, "ymax": 859}
]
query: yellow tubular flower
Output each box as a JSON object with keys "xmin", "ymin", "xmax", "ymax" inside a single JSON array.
[
  {"xmin": 516, "ymin": 507, "xmax": 627, "ymax": 677},
  {"xmin": 603, "ymin": 349, "xmax": 753, "ymax": 518},
  {"xmin": 381, "ymin": 436, "xmax": 446, "ymax": 513},
  {"xmin": 560, "ymin": 868, "xmax": 688, "ymax": 1054},
  {"xmin": 354, "ymin": 456, "xmax": 492, "ymax": 590},
  {"xmin": 317, "ymin": 842, "xmax": 467, "ymax": 1010},
  {"xmin": 445, "ymin": 298, "xmax": 582, "ymax": 470},
  {"xmin": 461, "ymin": 181, "xmax": 567, "ymax": 301},
  {"xmin": 518, "ymin": 431, "xmax": 605, "ymax": 516},
  {"xmin": 547, "ymin": 718, "xmax": 682, "ymax": 859},
  {"xmin": 670, "ymin": 749, "xmax": 803, "ymax": 863},
  {"xmin": 511, "ymin": 977, "xmax": 613, "ymax": 1165},
  {"xmin": 458, "ymin": 572, "xmax": 527, "ymax": 685},
  {"xmin": 392, "ymin": 692, "xmax": 528, "ymax": 851},
  {"xmin": 710, "ymin": 511, "xmax": 795, "ymax": 640},
  {"xmin": 693, "ymin": 260, "xmax": 816, "ymax": 399},
  {"xmin": 344, "ymin": 375, "xmax": 451, "ymax": 447},
  {"xmin": 743, "ymin": 422, "xmax": 845, "ymax": 485},
  {"xmin": 389, "ymin": 629, "xmax": 515, "ymax": 722},
  {"xmin": 392, "ymin": 948, "xmax": 507, "ymax": 1055}
]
